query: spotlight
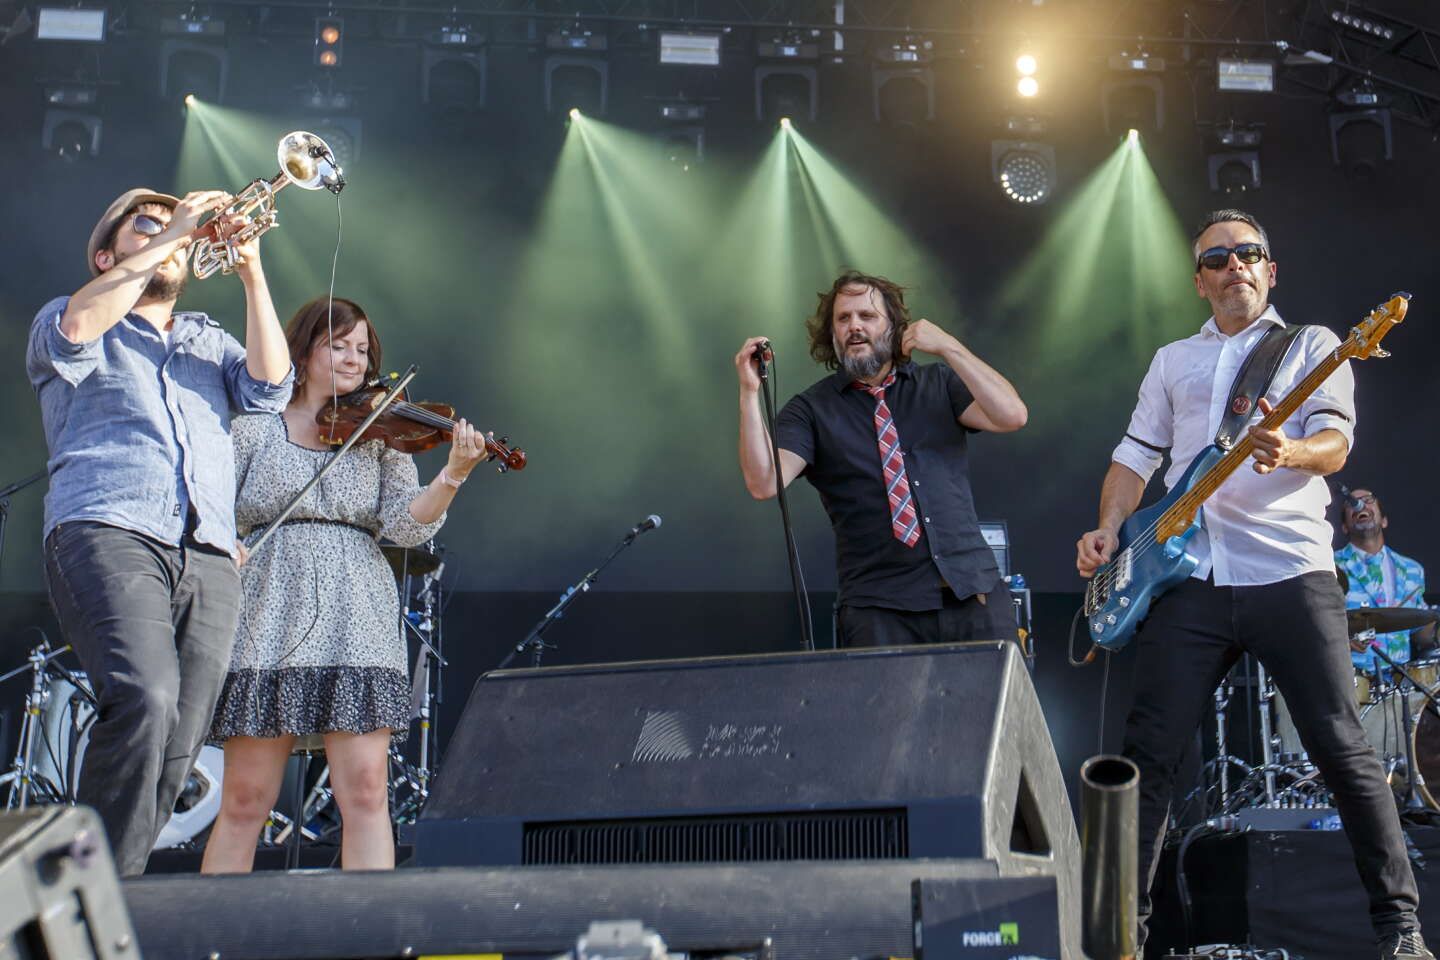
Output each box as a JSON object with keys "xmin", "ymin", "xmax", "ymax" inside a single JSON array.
[
  {"xmin": 314, "ymin": 16, "xmax": 343, "ymax": 69},
  {"xmin": 43, "ymin": 83, "xmax": 97, "ymax": 107},
  {"xmin": 35, "ymin": 7, "xmax": 105, "ymax": 42},
  {"xmin": 780, "ymin": 116, "xmax": 792, "ymax": 130},
  {"xmin": 756, "ymin": 66, "xmax": 817, "ymax": 123},
  {"xmin": 184, "ymin": 93, "xmax": 196, "ymax": 107},
  {"xmin": 569, "ymin": 107, "xmax": 580, "ymax": 119},
  {"xmin": 873, "ymin": 67, "xmax": 935, "ymax": 124},
  {"xmin": 1330, "ymin": 7, "xmax": 1396, "ymax": 42},
  {"xmin": 422, "ymin": 26, "xmax": 486, "ymax": 111},
  {"xmin": 42, "ymin": 109, "xmax": 102, "ymax": 160},
  {"xmin": 991, "ymin": 140, "xmax": 1055, "ymax": 205},
  {"xmin": 1016, "ymin": 54, "xmax": 1037, "ymax": 76},
  {"xmin": 545, "ymin": 57, "xmax": 607, "ymax": 116},
  {"xmin": 1329, "ymin": 107, "xmax": 1392, "ymax": 179},
  {"xmin": 161, "ymin": 40, "xmax": 228, "ymax": 103},
  {"xmin": 1017, "ymin": 76, "xmax": 1039, "ymax": 98},
  {"xmin": 1102, "ymin": 76, "xmax": 1164, "ymax": 133},
  {"xmin": 1208, "ymin": 152, "xmax": 1261, "ymax": 193}
]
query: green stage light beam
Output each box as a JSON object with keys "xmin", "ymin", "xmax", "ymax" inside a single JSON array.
[{"xmin": 997, "ymin": 131, "xmax": 1195, "ymax": 374}]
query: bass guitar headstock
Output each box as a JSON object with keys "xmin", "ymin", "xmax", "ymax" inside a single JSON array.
[{"xmin": 1343, "ymin": 292, "xmax": 1410, "ymax": 361}]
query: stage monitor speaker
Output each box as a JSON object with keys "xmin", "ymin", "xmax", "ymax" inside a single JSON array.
[
  {"xmin": 417, "ymin": 641, "xmax": 1078, "ymax": 952},
  {"xmin": 0, "ymin": 805, "xmax": 137, "ymax": 960}
]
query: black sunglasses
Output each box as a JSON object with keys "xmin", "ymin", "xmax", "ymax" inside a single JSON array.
[
  {"xmin": 1196, "ymin": 242, "xmax": 1268, "ymax": 271},
  {"xmin": 131, "ymin": 213, "xmax": 168, "ymax": 237}
]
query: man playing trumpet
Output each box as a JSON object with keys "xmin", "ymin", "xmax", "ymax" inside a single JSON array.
[{"xmin": 25, "ymin": 187, "xmax": 293, "ymax": 875}]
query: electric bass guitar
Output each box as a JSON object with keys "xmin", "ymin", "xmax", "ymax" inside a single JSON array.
[{"xmin": 1083, "ymin": 293, "xmax": 1410, "ymax": 652}]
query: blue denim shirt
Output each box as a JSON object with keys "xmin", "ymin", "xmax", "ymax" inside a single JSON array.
[{"xmin": 26, "ymin": 296, "xmax": 293, "ymax": 555}]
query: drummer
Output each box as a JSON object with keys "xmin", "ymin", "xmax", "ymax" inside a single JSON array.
[{"xmin": 1335, "ymin": 487, "xmax": 1434, "ymax": 673}]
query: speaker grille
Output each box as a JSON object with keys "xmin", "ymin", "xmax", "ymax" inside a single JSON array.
[{"xmin": 523, "ymin": 809, "xmax": 909, "ymax": 865}]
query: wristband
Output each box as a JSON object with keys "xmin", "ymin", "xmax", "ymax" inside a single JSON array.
[{"xmin": 438, "ymin": 468, "xmax": 466, "ymax": 489}]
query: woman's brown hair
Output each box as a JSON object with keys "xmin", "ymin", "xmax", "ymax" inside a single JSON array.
[
  {"xmin": 805, "ymin": 270, "xmax": 913, "ymax": 370},
  {"xmin": 284, "ymin": 296, "xmax": 383, "ymax": 390}
]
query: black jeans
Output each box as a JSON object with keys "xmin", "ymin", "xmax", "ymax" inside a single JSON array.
[
  {"xmin": 43, "ymin": 521, "xmax": 240, "ymax": 876},
  {"xmin": 1122, "ymin": 572, "xmax": 1420, "ymax": 946},
  {"xmin": 837, "ymin": 583, "xmax": 1017, "ymax": 647}
]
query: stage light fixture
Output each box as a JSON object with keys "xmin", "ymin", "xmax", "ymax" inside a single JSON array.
[
  {"xmin": 1108, "ymin": 51, "xmax": 1164, "ymax": 72},
  {"xmin": 1330, "ymin": 8, "xmax": 1396, "ymax": 41},
  {"xmin": 160, "ymin": 12, "xmax": 223, "ymax": 38},
  {"xmin": 756, "ymin": 67, "xmax": 817, "ymax": 123},
  {"xmin": 661, "ymin": 127, "xmax": 705, "ymax": 170},
  {"xmin": 875, "ymin": 37, "xmax": 933, "ymax": 65},
  {"xmin": 546, "ymin": 25, "xmax": 606, "ymax": 52},
  {"xmin": 1208, "ymin": 152, "xmax": 1261, "ymax": 193},
  {"xmin": 1102, "ymin": 76, "xmax": 1164, "ymax": 133},
  {"xmin": 36, "ymin": 6, "xmax": 105, "ymax": 42},
  {"xmin": 1217, "ymin": 58, "xmax": 1274, "ymax": 93},
  {"xmin": 991, "ymin": 140, "xmax": 1055, "ymax": 205},
  {"xmin": 659, "ymin": 32, "xmax": 722, "ymax": 67},
  {"xmin": 185, "ymin": 93, "xmax": 196, "ymax": 106},
  {"xmin": 44, "ymin": 82, "xmax": 97, "ymax": 107},
  {"xmin": 1215, "ymin": 120, "xmax": 1263, "ymax": 148},
  {"xmin": 758, "ymin": 30, "xmax": 819, "ymax": 61},
  {"xmin": 314, "ymin": 16, "xmax": 343, "ymax": 69},
  {"xmin": 873, "ymin": 67, "xmax": 935, "ymax": 124},
  {"xmin": 1017, "ymin": 76, "xmax": 1039, "ymax": 98},
  {"xmin": 1329, "ymin": 107, "xmax": 1392, "ymax": 179},
  {"xmin": 569, "ymin": 107, "xmax": 580, "ymax": 119},
  {"xmin": 1016, "ymin": 54, "xmax": 1037, "ymax": 76},
  {"xmin": 42, "ymin": 109, "xmax": 102, "ymax": 160},
  {"xmin": 423, "ymin": 24, "xmax": 485, "ymax": 111},
  {"xmin": 546, "ymin": 57, "xmax": 607, "ymax": 116},
  {"xmin": 161, "ymin": 40, "xmax": 228, "ymax": 103}
]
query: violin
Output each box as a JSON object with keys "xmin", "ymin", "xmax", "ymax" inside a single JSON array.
[{"xmin": 316, "ymin": 384, "xmax": 526, "ymax": 472}]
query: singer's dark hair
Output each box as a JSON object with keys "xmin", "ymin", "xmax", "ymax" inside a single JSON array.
[{"xmin": 806, "ymin": 270, "xmax": 913, "ymax": 370}]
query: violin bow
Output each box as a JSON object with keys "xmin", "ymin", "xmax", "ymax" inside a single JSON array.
[{"xmin": 246, "ymin": 364, "xmax": 418, "ymax": 556}]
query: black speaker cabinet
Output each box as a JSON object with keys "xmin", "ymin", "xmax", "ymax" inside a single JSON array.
[
  {"xmin": 0, "ymin": 805, "xmax": 137, "ymax": 960},
  {"xmin": 417, "ymin": 641, "xmax": 1079, "ymax": 956}
]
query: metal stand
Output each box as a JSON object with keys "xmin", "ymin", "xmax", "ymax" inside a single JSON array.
[
  {"xmin": 1364, "ymin": 640, "xmax": 1440, "ymax": 813},
  {"xmin": 496, "ymin": 521, "xmax": 656, "ymax": 671},
  {"xmin": 0, "ymin": 641, "xmax": 87, "ymax": 810},
  {"xmin": 1255, "ymin": 661, "xmax": 1279, "ymax": 807}
]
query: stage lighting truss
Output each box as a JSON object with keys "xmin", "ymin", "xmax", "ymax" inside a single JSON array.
[{"xmin": 991, "ymin": 140, "xmax": 1055, "ymax": 205}]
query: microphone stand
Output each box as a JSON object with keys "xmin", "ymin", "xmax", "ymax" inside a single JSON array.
[
  {"xmin": 497, "ymin": 523, "xmax": 653, "ymax": 671},
  {"xmin": 0, "ymin": 470, "xmax": 47, "ymax": 587},
  {"xmin": 754, "ymin": 347, "xmax": 815, "ymax": 651}
]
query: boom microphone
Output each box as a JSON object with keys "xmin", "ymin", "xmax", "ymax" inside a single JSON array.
[{"xmin": 1338, "ymin": 484, "xmax": 1365, "ymax": 513}]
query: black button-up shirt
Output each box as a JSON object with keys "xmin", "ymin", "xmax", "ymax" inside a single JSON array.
[{"xmin": 776, "ymin": 360, "xmax": 1001, "ymax": 611}]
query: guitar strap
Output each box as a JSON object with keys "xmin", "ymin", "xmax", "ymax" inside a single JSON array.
[{"xmin": 1213, "ymin": 322, "xmax": 1308, "ymax": 450}]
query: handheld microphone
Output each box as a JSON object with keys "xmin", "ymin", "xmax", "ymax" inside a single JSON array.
[
  {"xmin": 630, "ymin": 514, "xmax": 662, "ymax": 537},
  {"xmin": 1338, "ymin": 484, "xmax": 1365, "ymax": 512},
  {"xmin": 753, "ymin": 340, "xmax": 772, "ymax": 363}
]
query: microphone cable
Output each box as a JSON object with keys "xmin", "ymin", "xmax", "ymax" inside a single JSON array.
[{"xmin": 755, "ymin": 342, "xmax": 815, "ymax": 651}]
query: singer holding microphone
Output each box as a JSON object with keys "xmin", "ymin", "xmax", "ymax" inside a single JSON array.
[
  {"xmin": 735, "ymin": 270, "xmax": 1027, "ymax": 647},
  {"xmin": 26, "ymin": 188, "xmax": 293, "ymax": 876},
  {"xmin": 200, "ymin": 296, "xmax": 490, "ymax": 873}
]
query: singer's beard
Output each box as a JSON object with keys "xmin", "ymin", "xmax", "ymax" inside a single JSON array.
[
  {"xmin": 835, "ymin": 336, "xmax": 893, "ymax": 382},
  {"xmin": 115, "ymin": 248, "xmax": 189, "ymax": 303}
]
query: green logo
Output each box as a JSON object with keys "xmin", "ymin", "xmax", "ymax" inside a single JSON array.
[{"xmin": 999, "ymin": 923, "xmax": 1020, "ymax": 946}]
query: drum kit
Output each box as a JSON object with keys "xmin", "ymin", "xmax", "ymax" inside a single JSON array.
[
  {"xmin": 0, "ymin": 538, "xmax": 448, "ymax": 859},
  {"xmin": 1191, "ymin": 604, "xmax": 1440, "ymax": 819}
]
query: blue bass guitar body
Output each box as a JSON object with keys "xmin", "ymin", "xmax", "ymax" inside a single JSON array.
[{"xmin": 1085, "ymin": 445, "xmax": 1227, "ymax": 651}]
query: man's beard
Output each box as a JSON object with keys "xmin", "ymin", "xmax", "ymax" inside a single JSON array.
[
  {"xmin": 113, "ymin": 247, "xmax": 188, "ymax": 302},
  {"xmin": 835, "ymin": 333, "xmax": 893, "ymax": 381}
]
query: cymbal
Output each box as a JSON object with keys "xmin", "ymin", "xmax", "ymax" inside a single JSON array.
[
  {"xmin": 1348, "ymin": 606, "xmax": 1439, "ymax": 635},
  {"xmin": 379, "ymin": 542, "xmax": 442, "ymax": 580}
]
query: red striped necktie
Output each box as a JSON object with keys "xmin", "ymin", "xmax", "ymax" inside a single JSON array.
[{"xmin": 855, "ymin": 374, "xmax": 920, "ymax": 548}]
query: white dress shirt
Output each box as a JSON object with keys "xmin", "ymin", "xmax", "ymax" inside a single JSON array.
[{"xmin": 1111, "ymin": 305, "xmax": 1355, "ymax": 587}]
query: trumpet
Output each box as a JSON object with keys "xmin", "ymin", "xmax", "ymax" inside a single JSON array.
[{"xmin": 190, "ymin": 130, "xmax": 346, "ymax": 279}]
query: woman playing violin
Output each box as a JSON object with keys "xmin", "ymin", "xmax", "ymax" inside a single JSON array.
[{"xmin": 201, "ymin": 296, "xmax": 489, "ymax": 873}]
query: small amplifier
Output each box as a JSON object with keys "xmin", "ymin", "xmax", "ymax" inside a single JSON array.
[{"xmin": 979, "ymin": 521, "xmax": 1009, "ymax": 578}]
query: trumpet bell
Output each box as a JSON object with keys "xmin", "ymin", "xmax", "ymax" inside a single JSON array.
[{"xmin": 277, "ymin": 130, "xmax": 345, "ymax": 193}]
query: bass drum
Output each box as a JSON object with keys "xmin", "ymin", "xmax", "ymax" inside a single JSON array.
[
  {"xmin": 1413, "ymin": 703, "xmax": 1440, "ymax": 811},
  {"xmin": 36, "ymin": 671, "xmax": 225, "ymax": 849}
]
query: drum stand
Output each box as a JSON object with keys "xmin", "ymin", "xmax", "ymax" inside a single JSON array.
[
  {"xmin": 393, "ymin": 564, "xmax": 445, "ymax": 823},
  {"xmin": 1365, "ymin": 641, "xmax": 1440, "ymax": 813},
  {"xmin": 0, "ymin": 641, "xmax": 85, "ymax": 810},
  {"xmin": 1255, "ymin": 661, "xmax": 1280, "ymax": 807}
]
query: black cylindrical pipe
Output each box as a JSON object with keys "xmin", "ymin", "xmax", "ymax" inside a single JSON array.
[{"xmin": 1080, "ymin": 754, "xmax": 1139, "ymax": 960}]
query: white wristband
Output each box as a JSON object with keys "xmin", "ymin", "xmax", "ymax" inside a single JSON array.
[{"xmin": 438, "ymin": 468, "xmax": 466, "ymax": 489}]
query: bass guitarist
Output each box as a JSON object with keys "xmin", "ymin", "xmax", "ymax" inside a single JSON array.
[{"xmin": 1074, "ymin": 209, "xmax": 1429, "ymax": 960}]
